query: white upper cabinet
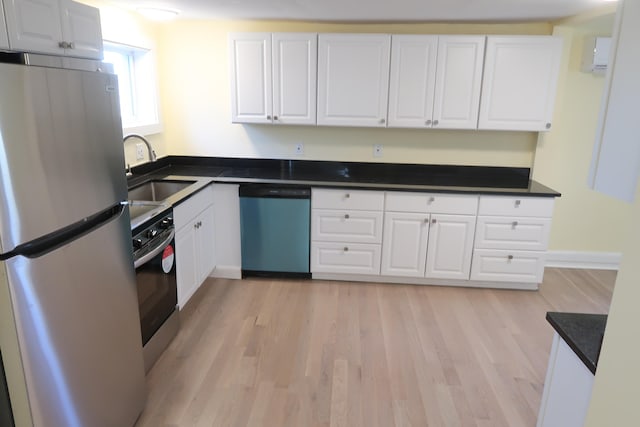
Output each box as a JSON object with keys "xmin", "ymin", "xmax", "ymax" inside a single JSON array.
[
  {"xmin": 387, "ymin": 35, "xmax": 438, "ymax": 128},
  {"xmin": 432, "ymin": 36, "xmax": 485, "ymax": 129},
  {"xmin": 0, "ymin": 1, "xmax": 9, "ymax": 49},
  {"xmin": 4, "ymin": 0, "xmax": 102, "ymax": 59},
  {"xmin": 60, "ymin": 0, "xmax": 103, "ymax": 59},
  {"xmin": 272, "ymin": 33, "xmax": 317, "ymax": 125},
  {"xmin": 387, "ymin": 35, "xmax": 485, "ymax": 129},
  {"xmin": 229, "ymin": 33, "xmax": 272, "ymax": 124},
  {"xmin": 478, "ymin": 36, "xmax": 563, "ymax": 131},
  {"xmin": 229, "ymin": 32, "xmax": 317, "ymax": 125},
  {"xmin": 317, "ymin": 34, "xmax": 391, "ymax": 127}
]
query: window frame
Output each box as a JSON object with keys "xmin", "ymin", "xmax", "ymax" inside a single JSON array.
[{"xmin": 102, "ymin": 41, "xmax": 162, "ymax": 135}]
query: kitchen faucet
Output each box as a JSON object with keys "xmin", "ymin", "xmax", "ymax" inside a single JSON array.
[{"xmin": 123, "ymin": 134, "xmax": 157, "ymax": 176}]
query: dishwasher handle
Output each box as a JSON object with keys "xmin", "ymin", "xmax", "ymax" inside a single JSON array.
[{"xmin": 239, "ymin": 184, "xmax": 310, "ymax": 199}]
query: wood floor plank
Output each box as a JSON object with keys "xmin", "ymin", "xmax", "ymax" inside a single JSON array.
[{"xmin": 135, "ymin": 268, "xmax": 615, "ymax": 427}]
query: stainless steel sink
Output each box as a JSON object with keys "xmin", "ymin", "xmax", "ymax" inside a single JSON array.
[{"xmin": 128, "ymin": 179, "xmax": 196, "ymax": 202}]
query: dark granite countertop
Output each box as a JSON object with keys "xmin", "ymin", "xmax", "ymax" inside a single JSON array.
[
  {"xmin": 128, "ymin": 156, "xmax": 561, "ymax": 197},
  {"xmin": 546, "ymin": 312, "xmax": 607, "ymax": 374}
]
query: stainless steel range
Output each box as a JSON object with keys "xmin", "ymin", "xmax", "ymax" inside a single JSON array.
[{"xmin": 131, "ymin": 208, "xmax": 179, "ymax": 373}]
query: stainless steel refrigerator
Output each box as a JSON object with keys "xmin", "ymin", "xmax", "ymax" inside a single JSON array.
[{"xmin": 0, "ymin": 54, "xmax": 146, "ymax": 427}]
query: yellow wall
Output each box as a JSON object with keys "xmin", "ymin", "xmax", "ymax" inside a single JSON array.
[
  {"xmin": 532, "ymin": 19, "xmax": 633, "ymax": 252},
  {"xmin": 155, "ymin": 21, "xmax": 551, "ymax": 167}
]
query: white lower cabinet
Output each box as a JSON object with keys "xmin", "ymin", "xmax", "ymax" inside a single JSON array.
[
  {"xmin": 381, "ymin": 194, "xmax": 477, "ymax": 280},
  {"xmin": 311, "ymin": 188, "xmax": 384, "ymax": 275},
  {"xmin": 537, "ymin": 333, "xmax": 594, "ymax": 427},
  {"xmin": 472, "ymin": 195, "xmax": 554, "ymax": 285},
  {"xmin": 309, "ymin": 189, "xmax": 556, "ymax": 289},
  {"xmin": 425, "ymin": 214, "xmax": 476, "ymax": 280},
  {"xmin": 174, "ymin": 185, "xmax": 216, "ymax": 309}
]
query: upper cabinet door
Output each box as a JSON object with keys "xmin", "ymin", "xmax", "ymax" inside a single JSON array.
[
  {"xmin": 272, "ymin": 33, "xmax": 317, "ymax": 125},
  {"xmin": 4, "ymin": 0, "xmax": 64, "ymax": 55},
  {"xmin": 229, "ymin": 33, "xmax": 273, "ymax": 124},
  {"xmin": 317, "ymin": 34, "xmax": 391, "ymax": 127},
  {"xmin": 61, "ymin": 0, "xmax": 102, "ymax": 59},
  {"xmin": 432, "ymin": 36, "xmax": 485, "ymax": 130},
  {"xmin": 387, "ymin": 35, "xmax": 438, "ymax": 128},
  {"xmin": 478, "ymin": 36, "xmax": 563, "ymax": 131}
]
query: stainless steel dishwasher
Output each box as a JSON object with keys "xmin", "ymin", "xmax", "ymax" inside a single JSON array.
[{"xmin": 239, "ymin": 184, "xmax": 311, "ymax": 277}]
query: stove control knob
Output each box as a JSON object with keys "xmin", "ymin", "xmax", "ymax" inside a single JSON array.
[
  {"xmin": 159, "ymin": 217, "xmax": 173, "ymax": 228},
  {"xmin": 132, "ymin": 238, "xmax": 143, "ymax": 249},
  {"xmin": 146, "ymin": 229, "xmax": 158, "ymax": 239}
]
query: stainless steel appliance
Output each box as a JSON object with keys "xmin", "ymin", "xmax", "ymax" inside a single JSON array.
[
  {"xmin": 0, "ymin": 351, "xmax": 14, "ymax": 427},
  {"xmin": 239, "ymin": 184, "xmax": 311, "ymax": 277},
  {"xmin": 0, "ymin": 54, "xmax": 145, "ymax": 427},
  {"xmin": 132, "ymin": 209, "xmax": 179, "ymax": 372}
]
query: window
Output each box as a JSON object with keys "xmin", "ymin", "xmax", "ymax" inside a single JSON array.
[{"xmin": 102, "ymin": 42, "xmax": 161, "ymax": 135}]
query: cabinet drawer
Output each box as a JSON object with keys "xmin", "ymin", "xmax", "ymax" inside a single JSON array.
[
  {"xmin": 311, "ymin": 242, "xmax": 381, "ymax": 275},
  {"xmin": 478, "ymin": 196, "xmax": 554, "ymax": 217},
  {"xmin": 470, "ymin": 249, "xmax": 545, "ymax": 283},
  {"xmin": 475, "ymin": 216, "xmax": 551, "ymax": 250},
  {"xmin": 174, "ymin": 185, "xmax": 215, "ymax": 229},
  {"xmin": 312, "ymin": 188, "xmax": 384, "ymax": 211},
  {"xmin": 385, "ymin": 192, "xmax": 478, "ymax": 214},
  {"xmin": 312, "ymin": 209, "xmax": 383, "ymax": 243}
]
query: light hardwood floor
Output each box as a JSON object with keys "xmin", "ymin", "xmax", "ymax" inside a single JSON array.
[{"xmin": 135, "ymin": 268, "xmax": 615, "ymax": 427}]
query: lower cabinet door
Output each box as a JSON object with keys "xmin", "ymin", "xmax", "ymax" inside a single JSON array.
[
  {"xmin": 311, "ymin": 242, "xmax": 381, "ymax": 275},
  {"xmin": 381, "ymin": 212, "xmax": 429, "ymax": 277},
  {"xmin": 196, "ymin": 205, "xmax": 216, "ymax": 283},
  {"xmin": 470, "ymin": 249, "xmax": 545, "ymax": 283},
  {"xmin": 425, "ymin": 214, "xmax": 475, "ymax": 280},
  {"xmin": 175, "ymin": 224, "xmax": 198, "ymax": 309}
]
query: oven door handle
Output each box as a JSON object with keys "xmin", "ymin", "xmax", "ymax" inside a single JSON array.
[{"xmin": 134, "ymin": 228, "xmax": 176, "ymax": 269}]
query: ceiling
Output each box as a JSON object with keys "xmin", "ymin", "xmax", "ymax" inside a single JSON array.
[{"xmin": 107, "ymin": 0, "xmax": 615, "ymax": 22}]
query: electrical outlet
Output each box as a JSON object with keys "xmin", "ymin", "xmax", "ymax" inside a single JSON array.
[
  {"xmin": 295, "ymin": 143, "xmax": 304, "ymax": 156},
  {"xmin": 135, "ymin": 143, "xmax": 145, "ymax": 160},
  {"xmin": 373, "ymin": 144, "xmax": 383, "ymax": 158}
]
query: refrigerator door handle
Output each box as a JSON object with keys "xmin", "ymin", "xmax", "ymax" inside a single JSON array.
[{"xmin": 0, "ymin": 204, "xmax": 126, "ymax": 261}]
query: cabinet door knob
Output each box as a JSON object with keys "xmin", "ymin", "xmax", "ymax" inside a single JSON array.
[
  {"xmin": 343, "ymin": 247, "xmax": 349, "ymax": 252},
  {"xmin": 425, "ymin": 119, "xmax": 432, "ymax": 126},
  {"xmin": 424, "ymin": 218, "xmax": 429, "ymax": 223},
  {"xmin": 433, "ymin": 120, "xmax": 439, "ymax": 126},
  {"xmin": 379, "ymin": 118, "xmax": 385, "ymax": 124},
  {"xmin": 428, "ymin": 196, "xmax": 435, "ymax": 203},
  {"xmin": 58, "ymin": 41, "xmax": 66, "ymax": 48},
  {"xmin": 508, "ymin": 255, "xmax": 514, "ymax": 260},
  {"xmin": 344, "ymin": 214, "xmax": 350, "ymax": 219},
  {"xmin": 68, "ymin": 42, "xmax": 75, "ymax": 49},
  {"xmin": 545, "ymin": 123, "xmax": 551, "ymax": 129},
  {"xmin": 515, "ymin": 199, "xmax": 521, "ymax": 207},
  {"xmin": 266, "ymin": 115, "xmax": 272, "ymax": 120},
  {"xmin": 345, "ymin": 193, "xmax": 350, "ymax": 198},
  {"xmin": 431, "ymin": 218, "xmax": 436, "ymax": 224},
  {"xmin": 512, "ymin": 221, "xmax": 518, "ymax": 227},
  {"xmin": 273, "ymin": 115, "xmax": 278, "ymax": 121}
]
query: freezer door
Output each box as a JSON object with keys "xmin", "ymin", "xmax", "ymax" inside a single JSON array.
[
  {"xmin": 0, "ymin": 63, "xmax": 126, "ymax": 252},
  {"xmin": 3, "ymin": 211, "xmax": 145, "ymax": 427}
]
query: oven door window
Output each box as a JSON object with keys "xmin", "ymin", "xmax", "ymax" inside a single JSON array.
[{"xmin": 136, "ymin": 241, "xmax": 177, "ymax": 345}]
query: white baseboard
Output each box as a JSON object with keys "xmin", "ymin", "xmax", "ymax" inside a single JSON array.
[
  {"xmin": 209, "ymin": 265, "xmax": 242, "ymax": 279},
  {"xmin": 545, "ymin": 251, "xmax": 621, "ymax": 270}
]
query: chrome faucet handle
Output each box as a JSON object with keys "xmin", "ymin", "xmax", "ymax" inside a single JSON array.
[{"xmin": 126, "ymin": 163, "xmax": 133, "ymax": 177}]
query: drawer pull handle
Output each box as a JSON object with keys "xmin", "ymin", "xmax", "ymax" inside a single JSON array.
[
  {"xmin": 507, "ymin": 255, "xmax": 514, "ymax": 261},
  {"xmin": 512, "ymin": 221, "xmax": 518, "ymax": 228},
  {"xmin": 344, "ymin": 214, "xmax": 350, "ymax": 219},
  {"xmin": 343, "ymin": 247, "xmax": 349, "ymax": 252},
  {"xmin": 515, "ymin": 200, "xmax": 521, "ymax": 207}
]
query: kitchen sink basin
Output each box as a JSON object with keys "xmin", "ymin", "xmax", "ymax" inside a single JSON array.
[{"xmin": 128, "ymin": 179, "xmax": 196, "ymax": 202}]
